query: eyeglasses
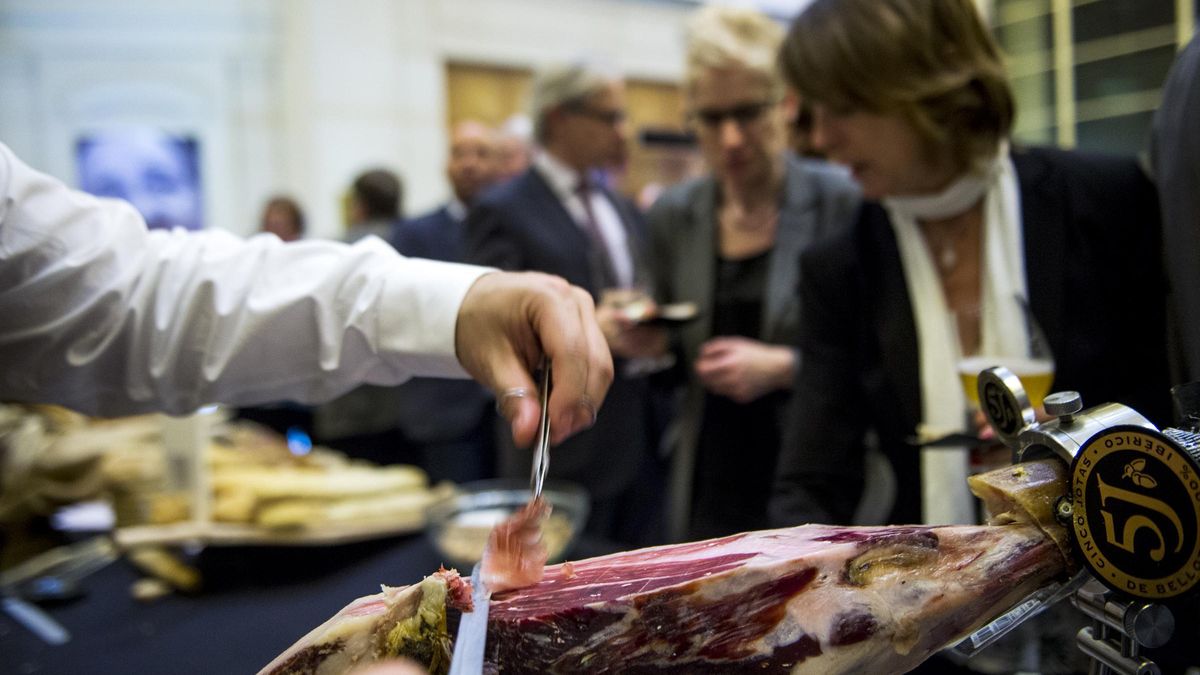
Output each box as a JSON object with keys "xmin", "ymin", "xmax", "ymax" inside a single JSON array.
[
  {"xmin": 689, "ymin": 100, "xmax": 778, "ymax": 129},
  {"xmin": 566, "ymin": 105, "xmax": 626, "ymax": 126}
]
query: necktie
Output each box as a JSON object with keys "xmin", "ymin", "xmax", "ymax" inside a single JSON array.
[{"xmin": 574, "ymin": 180, "xmax": 618, "ymax": 290}]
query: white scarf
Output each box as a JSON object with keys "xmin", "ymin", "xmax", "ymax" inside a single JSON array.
[{"xmin": 883, "ymin": 144, "xmax": 1028, "ymax": 525}]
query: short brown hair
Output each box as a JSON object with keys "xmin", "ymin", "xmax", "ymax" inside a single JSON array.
[
  {"xmin": 263, "ymin": 195, "xmax": 305, "ymax": 235},
  {"xmin": 352, "ymin": 169, "xmax": 402, "ymax": 220},
  {"xmin": 780, "ymin": 0, "xmax": 1013, "ymax": 172}
]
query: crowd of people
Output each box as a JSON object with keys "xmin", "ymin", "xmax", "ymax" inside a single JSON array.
[
  {"xmin": 2, "ymin": 1, "xmax": 1197, "ymax": 671},
  {"xmin": 231, "ymin": 2, "xmax": 1189, "ymax": 556},
  {"xmin": 27, "ymin": 0, "xmax": 1194, "ymax": 555}
]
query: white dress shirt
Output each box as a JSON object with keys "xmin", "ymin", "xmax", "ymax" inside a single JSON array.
[
  {"xmin": 445, "ymin": 198, "xmax": 467, "ymax": 223},
  {"xmin": 0, "ymin": 142, "xmax": 488, "ymax": 417},
  {"xmin": 533, "ymin": 151, "xmax": 634, "ymax": 288}
]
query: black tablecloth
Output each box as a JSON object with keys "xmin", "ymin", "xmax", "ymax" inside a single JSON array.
[{"xmin": 0, "ymin": 534, "xmax": 617, "ymax": 674}]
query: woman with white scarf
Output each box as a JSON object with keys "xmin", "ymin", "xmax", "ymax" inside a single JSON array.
[{"xmin": 769, "ymin": 0, "xmax": 1172, "ymax": 531}]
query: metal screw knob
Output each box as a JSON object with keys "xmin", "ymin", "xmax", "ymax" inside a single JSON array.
[
  {"xmin": 1125, "ymin": 603, "xmax": 1175, "ymax": 649},
  {"xmin": 1054, "ymin": 496, "xmax": 1074, "ymax": 524},
  {"xmin": 1045, "ymin": 391, "xmax": 1083, "ymax": 417}
]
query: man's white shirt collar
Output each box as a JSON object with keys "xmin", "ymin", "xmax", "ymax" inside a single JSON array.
[{"xmin": 534, "ymin": 151, "xmax": 584, "ymax": 201}]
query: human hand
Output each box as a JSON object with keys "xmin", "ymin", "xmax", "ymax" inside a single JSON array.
[
  {"xmin": 694, "ymin": 336, "xmax": 794, "ymax": 404},
  {"xmin": 596, "ymin": 290, "xmax": 669, "ymax": 359},
  {"xmin": 455, "ymin": 271, "xmax": 613, "ymax": 448}
]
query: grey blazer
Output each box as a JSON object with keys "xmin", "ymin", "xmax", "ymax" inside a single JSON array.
[{"xmin": 646, "ymin": 153, "xmax": 861, "ymax": 541}]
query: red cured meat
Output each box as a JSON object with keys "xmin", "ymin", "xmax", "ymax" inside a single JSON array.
[
  {"xmin": 484, "ymin": 524, "xmax": 1064, "ymax": 673},
  {"xmin": 263, "ymin": 461, "xmax": 1070, "ymax": 674}
]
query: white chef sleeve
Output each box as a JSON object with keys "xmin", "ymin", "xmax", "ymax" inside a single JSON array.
[{"xmin": 0, "ymin": 142, "xmax": 490, "ymax": 416}]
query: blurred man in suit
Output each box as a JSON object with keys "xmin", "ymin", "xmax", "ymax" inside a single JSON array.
[
  {"xmin": 343, "ymin": 168, "xmax": 403, "ymax": 243},
  {"xmin": 395, "ymin": 121, "xmax": 497, "ymax": 261},
  {"xmin": 389, "ymin": 120, "xmax": 501, "ymax": 482},
  {"xmin": 465, "ymin": 60, "xmax": 668, "ymax": 547}
]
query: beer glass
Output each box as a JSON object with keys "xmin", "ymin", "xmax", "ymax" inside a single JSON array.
[
  {"xmin": 957, "ymin": 299, "xmax": 1055, "ymax": 409},
  {"xmin": 954, "ymin": 298, "xmax": 1054, "ymax": 480}
]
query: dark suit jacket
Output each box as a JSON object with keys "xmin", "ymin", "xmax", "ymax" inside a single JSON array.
[
  {"xmin": 1151, "ymin": 35, "xmax": 1200, "ymax": 384},
  {"xmin": 466, "ymin": 168, "xmax": 651, "ymax": 295},
  {"xmin": 645, "ymin": 154, "xmax": 861, "ymax": 540},
  {"xmin": 770, "ymin": 146, "xmax": 1172, "ymax": 527},
  {"xmin": 389, "ymin": 206, "xmax": 494, "ymax": 447},
  {"xmin": 392, "ymin": 205, "xmax": 466, "ymax": 262},
  {"xmin": 464, "ymin": 167, "xmax": 655, "ymax": 500}
]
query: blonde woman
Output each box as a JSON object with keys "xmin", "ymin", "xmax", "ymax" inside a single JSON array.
[{"xmin": 645, "ymin": 5, "xmax": 860, "ymax": 542}]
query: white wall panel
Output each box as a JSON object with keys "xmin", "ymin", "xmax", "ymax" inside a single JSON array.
[{"xmin": 0, "ymin": 0, "xmax": 692, "ymax": 239}]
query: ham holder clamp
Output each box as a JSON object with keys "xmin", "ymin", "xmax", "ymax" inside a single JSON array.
[{"xmin": 961, "ymin": 366, "xmax": 1200, "ymax": 675}]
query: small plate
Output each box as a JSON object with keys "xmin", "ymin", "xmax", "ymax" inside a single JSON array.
[{"xmin": 636, "ymin": 302, "xmax": 700, "ymax": 327}]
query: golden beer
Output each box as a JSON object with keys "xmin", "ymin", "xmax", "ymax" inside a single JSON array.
[{"xmin": 958, "ymin": 355, "xmax": 1054, "ymax": 408}]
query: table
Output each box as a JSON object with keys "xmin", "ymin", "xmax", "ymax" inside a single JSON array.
[{"xmin": 1, "ymin": 533, "xmax": 617, "ymax": 674}]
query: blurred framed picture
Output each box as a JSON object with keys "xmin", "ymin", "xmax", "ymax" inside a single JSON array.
[{"xmin": 75, "ymin": 129, "xmax": 204, "ymax": 231}]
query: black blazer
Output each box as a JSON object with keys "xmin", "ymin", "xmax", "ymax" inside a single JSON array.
[
  {"xmin": 464, "ymin": 167, "xmax": 655, "ymax": 499},
  {"xmin": 770, "ymin": 146, "xmax": 1172, "ymax": 527}
]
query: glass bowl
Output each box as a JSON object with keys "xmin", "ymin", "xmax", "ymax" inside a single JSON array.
[{"xmin": 425, "ymin": 479, "xmax": 590, "ymax": 571}]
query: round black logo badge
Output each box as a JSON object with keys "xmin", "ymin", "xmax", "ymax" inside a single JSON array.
[
  {"xmin": 977, "ymin": 367, "xmax": 1035, "ymax": 447},
  {"xmin": 1071, "ymin": 426, "xmax": 1200, "ymax": 600}
]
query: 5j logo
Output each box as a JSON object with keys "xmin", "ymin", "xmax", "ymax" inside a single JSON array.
[
  {"xmin": 1072, "ymin": 427, "xmax": 1200, "ymax": 600},
  {"xmin": 1122, "ymin": 458, "xmax": 1158, "ymax": 489}
]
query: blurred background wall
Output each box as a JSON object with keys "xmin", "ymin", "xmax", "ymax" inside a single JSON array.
[
  {"xmin": 0, "ymin": 0, "xmax": 697, "ymax": 239},
  {"xmin": 1, "ymin": 0, "xmax": 1195, "ymax": 239}
]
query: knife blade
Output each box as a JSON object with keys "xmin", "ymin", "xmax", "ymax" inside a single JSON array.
[
  {"xmin": 448, "ymin": 563, "xmax": 491, "ymax": 675},
  {"xmin": 529, "ymin": 360, "xmax": 551, "ymax": 501}
]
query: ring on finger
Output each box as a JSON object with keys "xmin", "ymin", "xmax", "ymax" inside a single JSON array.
[{"xmin": 496, "ymin": 387, "xmax": 531, "ymax": 413}]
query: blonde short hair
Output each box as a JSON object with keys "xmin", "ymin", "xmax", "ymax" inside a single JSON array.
[
  {"xmin": 781, "ymin": 0, "xmax": 1013, "ymax": 172},
  {"xmin": 529, "ymin": 60, "xmax": 620, "ymax": 143},
  {"xmin": 685, "ymin": 5, "xmax": 786, "ymax": 100}
]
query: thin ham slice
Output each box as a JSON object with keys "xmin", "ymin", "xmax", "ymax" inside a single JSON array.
[{"xmin": 481, "ymin": 497, "xmax": 550, "ymax": 593}]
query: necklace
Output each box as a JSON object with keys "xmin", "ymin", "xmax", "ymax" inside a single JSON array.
[
  {"xmin": 935, "ymin": 238, "xmax": 959, "ymax": 273},
  {"xmin": 725, "ymin": 202, "xmax": 778, "ymax": 232},
  {"xmin": 921, "ymin": 216, "xmax": 974, "ymax": 275}
]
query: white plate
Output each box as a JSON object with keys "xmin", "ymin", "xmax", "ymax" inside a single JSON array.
[{"xmin": 113, "ymin": 515, "xmax": 425, "ymax": 548}]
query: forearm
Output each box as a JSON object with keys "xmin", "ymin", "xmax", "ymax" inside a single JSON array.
[{"xmin": 0, "ymin": 143, "xmax": 489, "ymax": 416}]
